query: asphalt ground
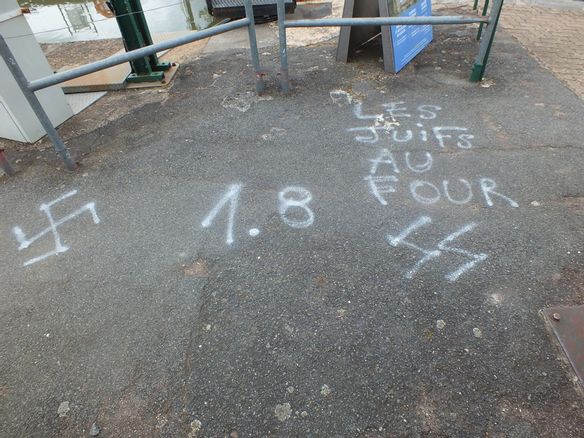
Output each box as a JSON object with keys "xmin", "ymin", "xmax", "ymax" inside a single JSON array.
[{"xmin": 1, "ymin": 23, "xmax": 584, "ymax": 437}]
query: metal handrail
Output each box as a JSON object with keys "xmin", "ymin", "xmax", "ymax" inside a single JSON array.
[
  {"xmin": 285, "ymin": 16, "xmax": 490, "ymax": 28},
  {"xmin": 276, "ymin": 0, "xmax": 505, "ymax": 92},
  {"xmin": 0, "ymin": 0, "xmax": 263, "ymax": 172},
  {"xmin": 29, "ymin": 18, "xmax": 252, "ymax": 92},
  {"xmin": 0, "ymin": 0, "xmax": 506, "ymax": 174}
]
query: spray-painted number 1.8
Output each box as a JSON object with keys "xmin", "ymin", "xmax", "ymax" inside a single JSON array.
[{"xmin": 201, "ymin": 184, "xmax": 315, "ymax": 245}]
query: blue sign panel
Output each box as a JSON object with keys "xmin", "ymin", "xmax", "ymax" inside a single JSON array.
[{"xmin": 391, "ymin": 0, "xmax": 433, "ymax": 72}]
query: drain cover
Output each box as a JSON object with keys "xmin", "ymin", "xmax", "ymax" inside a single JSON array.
[{"xmin": 544, "ymin": 305, "xmax": 584, "ymax": 386}]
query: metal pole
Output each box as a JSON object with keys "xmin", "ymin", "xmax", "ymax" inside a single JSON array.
[
  {"xmin": 470, "ymin": 0, "xmax": 504, "ymax": 82},
  {"xmin": 109, "ymin": 0, "xmax": 171, "ymax": 83},
  {"xmin": 473, "ymin": 0, "xmax": 480, "ymax": 10},
  {"xmin": 476, "ymin": 0, "xmax": 491, "ymax": 41},
  {"xmin": 0, "ymin": 149, "xmax": 17, "ymax": 177},
  {"xmin": 28, "ymin": 18, "xmax": 250, "ymax": 92},
  {"xmin": 0, "ymin": 34, "xmax": 77, "ymax": 171},
  {"xmin": 243, "ymin": 0, "xmax": 265, "ymax": 94},
  {"xmin": 284, "ymin": 16, "xmax": 489, "ymax": 27},
  {"xmin": 277, "ymin": 0, "xmax": 290, "ymax": 93}
]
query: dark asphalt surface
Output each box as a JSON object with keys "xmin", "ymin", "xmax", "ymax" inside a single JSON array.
[{"xmin": 1, "ymin": 24, "xmax": 584, "ymax": 437}]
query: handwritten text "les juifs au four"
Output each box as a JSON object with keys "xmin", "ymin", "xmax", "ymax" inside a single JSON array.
[{"xmin": 339, "ymin": 97, "xmax": 518, "ymax": 210}]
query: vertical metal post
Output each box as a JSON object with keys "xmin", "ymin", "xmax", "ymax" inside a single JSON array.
[
  {"xmin": 473, "ymin": 0, "xmax": 480, "ymax": 11},
  {"xmin": 470, "ymin": 0, "xmax": 504, "ymax": 82},
  {"xmin": 476, "ymin": 0, "xmax": 490, "ymax": 41},
  {"xmin": 0, "ymin": 149, "xmax": 16, "ymax": 177},
  {"xmin": 109, "ymin": 0, "xmax": 171, "ymax": 83},
  {"xmin": 0, "ymin": 34, "xmax": 77, "ymax": 171},
  {"xmin": 243, "ymin": 0, "xmax": 265, "ymax": 94},
  {"xmin": 277, "ymin": 0, "xmax": 290, "ymax": 92}
]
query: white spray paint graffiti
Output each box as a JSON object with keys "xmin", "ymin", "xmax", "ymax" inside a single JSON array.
[
  {"xmin": 432, "ymin": 127, "xmax": 474, "ymax": 149},
  {"xmin": 417, "ymin": 105, "xmax": 442, "ymax": 120},
  {"xmin": 382, "ymin": 102, "xmax": 412, "ymax": 119},
  {"xmin": 405, "ymin": 151, "xmax": 433, "ymax": 173},
  {"xmin": 201, "ymin": 184, "xmax": 242, "ymax": 245},
  {"xmin": 369, "ymin": 149, "xmax": 400, "ymax": 175},
  {"xmin": 278, "ymin": 187, "xmax": 315, "ymax": 229},
  {"xmin": 346, "ymin": 102, "xmax": 473, "ymax": 150},
  {"xmin": 386, "ymin": 216, "xmax": 488, "ymax": 282},
  {"xmin": 344, "ymin": 100, "xmax": 518, "ymax": 209},
  {"xmin": 443, "ymin": 179, "xmax": 473, "ymax": 205},
  {"xmin": 391, "ymin": 129, "xmax": 413, "ymax": 143},
  {"xmin": 381, "ymin": 102, "xmax": 442, "ymax": 120},
  {"xmin": 406, "ymin": 177, "xmax": 517, "ymax": 207},
  {"xmin": 202, "ymin": 185, "xmax": 315, "ymax": 245},
  {"xmin": 362, "ymin": 149, "xmax": 504, "ymax": 208},
  {"xmin": 364, "ymin": 175, "xmax": 399, "ymax": 206},
  {"xmin": 329, "ymin": 90, "xmax": 353, "ymax": 107},
  {"xmin": 353, "ymin": 102, "xmax": 385, "ymax": 122},
  {"xmin": 365, "ymin": 148, "xmax": 401, "ymax": 206},
  {"xmin": 13, "ymin": 190, "xmax": 100, "ymax": 267},
  {"xmin": 349, "ymin": 124, "xmax": 474, "ymax": 148},
  {"xmin": 366, "ymin": 150, "xmax": 435, "ymax": 175},
  {"xmin": 410, "ymin": 180, "xmax": 441, "ymax": 205},
  {"xmin": 347, "ymin": 126, "xmax": 384, "ymax": 144},
  {"xmin": 417, "ymin": 123, "xmax": 429, "ymax": 142},
  {"xmin": 5, "ymin": 96, "xmax": 519, "ymax": 288},
  {"xmin": 338, "ymin": 98, "xmax": 520, "ymax": 282},
  {"xmin": 479, "ymin": 178, "xmax": 519, "ymax": 208},
  {"xmin": 347, "ymin": 102, "xmax": 400, "ymax": 143}
]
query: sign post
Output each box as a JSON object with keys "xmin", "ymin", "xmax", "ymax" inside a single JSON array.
[{"xmin": 337, "ymin": 0, "xmax": 433, "ymax": 73}]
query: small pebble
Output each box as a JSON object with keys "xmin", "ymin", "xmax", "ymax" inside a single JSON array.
[
  {"xmin": 274, "ymin": 403, "xmax": 292, "ymax": 421},
  {"xmin": 57, "ymin": 401, "xmax": 70, "ymax": 417},
  {"xmin": 189, "ymin": 419, "xmax": 202, "ymax": 437},
  {"xmin": 320, "ymin": 384, "xmax": 331, "ymax": 397},
  {"xmin": 89, "ymin": 422, "xmax": 100, "ymax": 436},
  {"xmin": 473, "ymin": 328, "xmax": 482, "ymax": 338},
  {"xmin": 436, "ymin": 320, "xmax": 446, "ymax": 330}
]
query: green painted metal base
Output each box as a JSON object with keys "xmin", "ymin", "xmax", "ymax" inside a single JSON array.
[
  {"xmin": 110, "ymin": 0, "xmax": 174, "ymax": 84},
  {"xmin": 470, "ymin": 63, "xmax": 484, "ymax": 82},
  {"xmin": 154, "ymin": 61, "xmax": 172, "ymax": 72},
  {"xmin": 126, "ymin": 61, "xmax": 171, "ymax": 83},
  {"xmin": 127, "ymin": 71, "xmax": 164, "ymax": 83}
]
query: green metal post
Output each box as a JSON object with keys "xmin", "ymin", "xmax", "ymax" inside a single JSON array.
[
  {"xmin": 473, "ymin": 0, "xmax": 480, "ymax": 11},
  {"xmin": 109, "ymin": 0, "xmax": 171, "ymax": 83},
  {"xmin": 476, "ymin": 0, "xmax": 490, "ymax": 41},
  {"xmin": 470, "ymin": 0, "xmax": 504, "ymax": 82}
]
